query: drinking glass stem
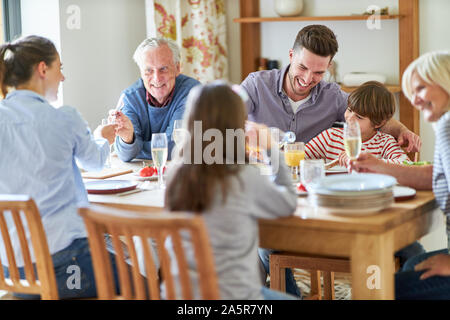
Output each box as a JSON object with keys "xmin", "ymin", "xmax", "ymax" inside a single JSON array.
[
  {"xmin": 158, "ymin": 166, "xmax": 165, "ymax": 188},
  {"xmin": 349, "ymin": 157, "xmax": 358, "ymax": 174}
]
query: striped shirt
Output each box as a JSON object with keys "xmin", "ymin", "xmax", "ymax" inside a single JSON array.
[
  {"xmin": 305, "ymin": 128, "xmax": 410, "ymax": 163},
  {"xmin": 432, "ymin": 111, "xmax": 450, "ymax": 249}
]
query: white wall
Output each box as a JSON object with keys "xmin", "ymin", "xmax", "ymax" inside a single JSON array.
[
  {"xmin": 21, "ymin": 0, "xmax": 61, "ymax": 50},
  {"xmin": 58, "ymin": 0, "xmax": 146, "ymax": 129},
  {"xmin": 418, "ymin": 0, "xmax": 450, "ymax": 162},
  {"xmin": 21, "ymin": 0, "xmax": 63, "ymax": 106},
  {"xmin": 20, "ymin": 0, "xmax": 146, "ymax": 129}
]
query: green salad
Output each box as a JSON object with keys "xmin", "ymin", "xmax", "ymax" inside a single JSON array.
[{"xmin": 403, "ymin": 160, "xmax": 432, "ymax": 166}]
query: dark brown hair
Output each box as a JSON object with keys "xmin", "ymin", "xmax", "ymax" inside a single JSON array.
[
  {"xmin": 0, "ymin": 35, "xmax": 58, "ymax": 98},
  {"xmin": 164, "ymin": 81, "xmax": 248, "ymax": 213},
  {"xmin": 293, "ymin": 25, "xmax": 338, "ymax": 59},
  {"xmin": 348, "ymin": 81, "xmax": 396, "ymax": 128}
]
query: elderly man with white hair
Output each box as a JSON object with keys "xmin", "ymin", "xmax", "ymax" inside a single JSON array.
[{"xmin": 113, "ymin": 38, "xmax": 200, "ymax": 162}]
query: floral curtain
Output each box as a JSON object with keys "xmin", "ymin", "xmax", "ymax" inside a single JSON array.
[{"xmin": 147, "ymin": 0, "xmax": 228, "ymax": 83}]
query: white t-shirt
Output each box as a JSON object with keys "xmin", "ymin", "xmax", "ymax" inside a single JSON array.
[{"xmin": 288, "ymin": 93, "xmax": 311, "ymax": 113}]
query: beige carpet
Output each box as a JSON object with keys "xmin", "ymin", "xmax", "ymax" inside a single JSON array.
[{"xmin": 293, "ymin": 269, "xmax": 352, "ymax": 300}]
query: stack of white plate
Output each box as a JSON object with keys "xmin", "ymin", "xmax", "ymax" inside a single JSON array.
[{"xmin": 308, "ymin": 173, "xmax": 397, "ymax": 216}]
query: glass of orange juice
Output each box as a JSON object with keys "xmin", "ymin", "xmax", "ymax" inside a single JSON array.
[{"xmin": 284, "ymin": 142, "xmax": 305, "ymax": 181}]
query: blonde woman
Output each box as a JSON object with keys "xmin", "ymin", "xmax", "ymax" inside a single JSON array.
[{"xmin": 351, "ymin": 51, "xmax": 450, "ymax": 299}]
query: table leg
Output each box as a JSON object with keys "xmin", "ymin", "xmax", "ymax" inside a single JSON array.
[{"xmin": 351, "ymin": 231, "xmax": 395, "ymax": 299}]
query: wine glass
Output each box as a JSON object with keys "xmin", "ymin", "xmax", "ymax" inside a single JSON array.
[
  {"xmin": 172, "ymin": 119, "xmax": 184, "ymax": 149},
  {"xmin": 343, "ymin": 119, "xmax": 362, "ymax": 174},
  {"xmin": 284, "ymin": 142, "xmax": 305, "ymax": 182},
  {"xmin": 151, "ymin": 133, "xmax": 168, "ymax": 189}
]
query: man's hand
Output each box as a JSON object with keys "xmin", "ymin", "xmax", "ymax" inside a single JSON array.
[
  {"xmin": 415, "ymin": 254, "xmax": 450, "ymax": 280},
  {"xmin": 397, "ymin": 129, "xmax": 422, "ymax": 153},
  {"xmin": 245, "ymin": 120, "xmax": 273, "ymax": 151},
  {"xmin": 94, "ymin": 124, "xmax": 117, "ymax": 145},
  {"xmin": 112, "ymin": 110, "xmax": 134, "ymax": 144},
  {"xmin": 349, "ymin": 152, "xmax": 387, "ymax": 173}
]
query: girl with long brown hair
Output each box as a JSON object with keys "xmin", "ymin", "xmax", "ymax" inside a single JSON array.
[{"xmin": 164, "ymin": 81, "xmax": 298, "ymax": 299}]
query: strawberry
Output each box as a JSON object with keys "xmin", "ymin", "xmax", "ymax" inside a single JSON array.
[
  {"xmin": 139, "ymin": 166, "xmax": 155, "ymax": 177},
  {"xmin": 297, "ymin": 183, "xmax": 307, "ymax": 192}
]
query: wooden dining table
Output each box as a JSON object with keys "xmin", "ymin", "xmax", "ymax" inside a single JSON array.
[{"xmin": 84, "ymin": 156, "xmax": 440, "ymax": 300}]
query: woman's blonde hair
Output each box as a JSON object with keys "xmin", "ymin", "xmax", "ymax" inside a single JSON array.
[{"xmin": 402, "ymin": 51, "xmax": 450, "ymax": 101}]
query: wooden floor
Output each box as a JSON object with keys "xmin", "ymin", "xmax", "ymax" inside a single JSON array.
[{"xmin": 0, "ymin": 290, "xmax": 21, "ymax": 300}]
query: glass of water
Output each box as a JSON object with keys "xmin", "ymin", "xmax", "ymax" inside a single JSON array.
[{"xmin": 300, "ymin": 159, "xmax": 325, "ymax": 191}]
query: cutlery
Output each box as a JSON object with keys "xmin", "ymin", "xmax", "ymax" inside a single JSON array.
[{"xmin": 117, "ymin": 188, "xmax": 144, "ymax": 197}]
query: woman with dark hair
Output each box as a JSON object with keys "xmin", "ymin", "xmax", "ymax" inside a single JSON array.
[
  {"xmin": 0, "ymin": 35, "xmax": 120, "ymax": 299},
  {"xmin": 164, "ymin": 81, "xmax": 298, "ymax": 300}
]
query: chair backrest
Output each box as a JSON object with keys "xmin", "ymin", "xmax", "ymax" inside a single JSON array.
[
  {"xmin": 79, "ymin": 205, "xmax": 220, "ymax": 300},
  {"xmin": 0, "ymin": 195, "xmax": 58, "ymax": 299}
]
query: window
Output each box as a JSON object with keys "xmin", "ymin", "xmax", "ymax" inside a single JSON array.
[{"xmin": 2, "ymin": 0, "xmax": 21, "ymax": 42}]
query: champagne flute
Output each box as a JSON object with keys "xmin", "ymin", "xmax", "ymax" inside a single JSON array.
[
  {"xmin": 101, "ymin": 118, "xmax": 113, "ymax": 168},
  {"xmin": 151, "ymin": 133, "xmax": 168, "ymax": 189},
  {"xmin": 343, "ymin": 119, "xmax": 362, "ymax": 174},
  {"xmin": 172, "ymin": 119, "xmax": 184, "ymax": 149}
]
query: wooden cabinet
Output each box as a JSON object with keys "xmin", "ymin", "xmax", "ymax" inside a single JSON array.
[{"xmin": 234, "ymin": 0, "xmax": 419, "ymax": 135}]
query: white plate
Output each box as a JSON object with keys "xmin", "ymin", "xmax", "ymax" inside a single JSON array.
[
  {"xmin": 311, "ymin": 173, "xmax": 397, "ymax": 193},
  {"xmin": 85, "ymin": 180, "xmax": 138, "ymax": 194},
  {"xmin": 393, "ymin": 185, "xmax": 416, "ymax": 201},
  {"xmin": 133, "ymin": 172, "xmax": 158, "ymax": 181}
]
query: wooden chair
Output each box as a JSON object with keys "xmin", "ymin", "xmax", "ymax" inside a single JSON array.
[
  {"xmin": 269, "ymin": 252, "xmax": 350, "ymax": 300},
  {"xmin": 270, "ymin": 252, "xmax": 401, "ymax": 300},
  {"xmin": 79, "ymin": 205, "xmax": 220, "ymax": 300},
  {"xmin": 0, "ymin": 195, "xmax": 58, "ymax": 300}
]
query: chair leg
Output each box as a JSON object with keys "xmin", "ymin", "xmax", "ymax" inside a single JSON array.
[
  {"xmin": 309, "ymin": 270, "xmax": 322, "ymax": 300},
  {"xmin": 269, "ymin": 255, "xmax": 285, "ymax": 292},
  {"xmin": 395, "ymin": 257, "xmax": 401, "ymax": 272},
  {"xmin": 323, "ymin": 271, "xmax": 335, "ymax": 300}
]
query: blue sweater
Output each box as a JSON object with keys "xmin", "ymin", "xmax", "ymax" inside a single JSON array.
[{"xmin": 115, "ymin": 74, "xmax": 200, "ymax": 161}]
